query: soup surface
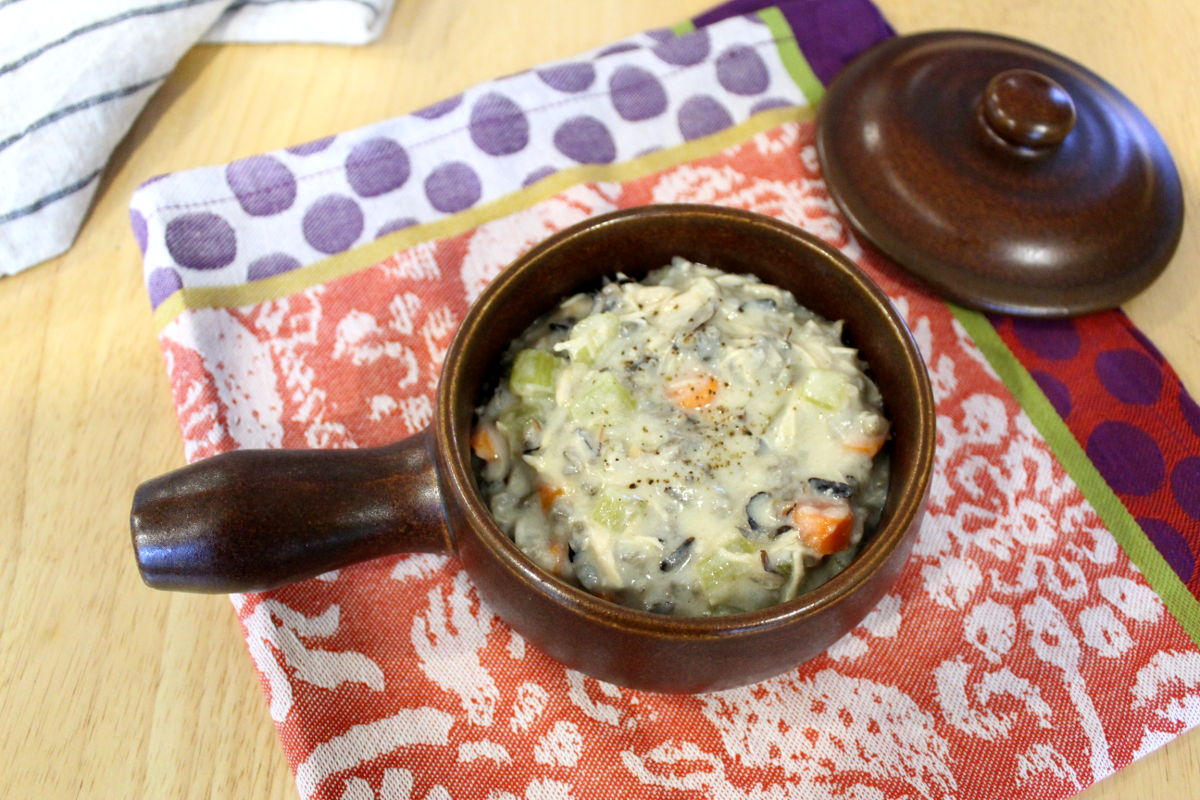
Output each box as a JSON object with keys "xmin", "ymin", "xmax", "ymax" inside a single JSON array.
[{"xmin": 473, "ymin": 258, "xmax": 889, "ymax": 616}]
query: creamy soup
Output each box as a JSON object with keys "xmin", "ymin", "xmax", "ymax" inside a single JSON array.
[{"xmin": 473, "ymin": 258, "xmax": 889, "ymax": 616}]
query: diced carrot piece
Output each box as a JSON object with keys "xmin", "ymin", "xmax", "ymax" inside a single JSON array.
[
  {"xmin": 791, "ymin": 500, "xmax": 854, "ymax": 555},
  {"xmin": 471, "ymin": 423, "xmax": 500, "ymax": 461},
  {"xmin": 537, "ymin": 483, "xmax": 564, "ymax": 511},
  {"xmin": 844, "ymin": 433, "xmax": 887, "ymax": 456},
  {"xmin": 666, "ymin": 374, "xmax": 720, "ymax": 410}
]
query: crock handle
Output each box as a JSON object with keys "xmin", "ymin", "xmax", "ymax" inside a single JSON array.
[{"xmin": 130, "ymin": 428, "xmax": 451, "ymax": 593}]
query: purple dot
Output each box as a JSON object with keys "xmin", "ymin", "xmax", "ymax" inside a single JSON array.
[
  {"xmin": 413, "ymin": 95, "xmax": 462, "ymax": 120},
  {"xmin": 609, "ymin": 65, "xmax": 668, "ymax": 122},
  {"xmin": 652, "ymin": 29, "xmax": 710, "ymax": 66},
  {"xmin": 1096, "ymin": 348, "xmax": 1163, "ymax": 405},
  {"xmin": 599, "ymin": 42, "xmax": 640, "ymax": 57},
  {"xmin": 1171, "ymin": 457, "xmax": 1200, "ymax": 521},
  {"xmin": 552, "ymin": 116, "xmax": 616, "ymax": 164},
  {"xmin": 302, "ymin": 194, "xmax": 363, "ymax": 254},
  {"xmin": 376, "ymin": 217, "xmax": 418, "ymax": 237},
  {"xmin": 1031, "ymin": 370, "xmax": 1072, "ymax": 418},
  {"xmin": 226, "ymin": 155, "xmax": 297, "ymax": 216},
  {"xmin": 424, "ymin": 162, "xmax": 482, "ymax": 213},
  {"xmin": 129, "ymin": 209, "xmax": 148, "ymax": 253},
  {"xmin": 1180, "ymin": 389, "xmax": 1200, "ymax": 437},
  {"xmin": 138, "ymin": 174, "xmax": 168, "ymax": 190},
  {"xmin": 1012, "ymin": 317, "xmax": 1080, "ymax": 360},
  {"xmin": 751, "ymin": 97, "xmax": 793, "ymax": 114},
  {"xmin": 165, "ymin": 212, "xmax": 237, "ymax": 270},
  {"xmin": 678, "ymin": 94, "xmax": 734, "ymax": 141},
  {"xmin": 645, "ymin": 28, "xmax": 674, "ymax": 43},
  {"xmin": 522, "ymin": 166, "xmax": 556, "ymax": 187},
  {"xmin": 147, "ymin": 268, "xmax": 182, "ymax": 308},
  {"xmin": 247, "ymin": 252, "xmax": 301, "ymax": 281},
  {"xmin": 1138, "ymin": 516, "xmax": 1195, "ymax": 583},
  {"xmin": 468, "ymin": 92, "xmax": 530, "ymax": 156},
  {"xmin": 716, "ymin": 45, "xmax": 769, "ymax": 95},
  {"xmin": 1086, "ymin": 421, "xmax": 1165, "ymax": 496},
  {"xmin": 536, "ymin": 63, "xmax": 595, "ymax": 93},
  {"xmin": 287, "ymin": 136, "xmax": 335, "ymax": 156},
  {"xmin": 345, "ymin": 137, "xmax": 410, "ymax": 198}
]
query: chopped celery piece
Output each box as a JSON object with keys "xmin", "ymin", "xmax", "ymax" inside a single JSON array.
[
  {"xmin": 510, "ymin": 349, "xmax": 561, "ymax": 398},
  {"xmin": 589, "ymin": 491, "xmax": 646, "ymax": 532},
  {"xmin": 770, "ymin": 554, "xmax": 794, "ymax": 579},
  {"xmin": 725, "ymin": 534, "xmax": 758, "ymax": 555},
  {"xmin": 496, "ymin": 401, "xmax": 543, "ymax": 443},
  {"xmin": 697, "ymin": 554, "xmax": 736, "ymax": 592},
  {"xmin": 570, "ymin": 313, "xmax": 619, "ymax": 364},
  {"xmin": 498, "ymin": 402, "xmax": 532, "ymax": 428},
  {"xmin": 697, "ymin": 540, "xmax": 764, "ymax": 606},
  {"xmin": 696, "ymin": 552, "xmax": 747, "ymax": 605},
  {"xmin": 801, "ymin": 368, "xmax": 846, "ymax": 410},
  {"xmin": 570, "ymin": 371, "xmax": 636, "ymax": 423}
]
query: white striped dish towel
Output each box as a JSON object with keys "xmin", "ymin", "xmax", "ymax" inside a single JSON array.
[{"xmin": 0, "ymin": 0, "xmax": 396, "ymax": 276}]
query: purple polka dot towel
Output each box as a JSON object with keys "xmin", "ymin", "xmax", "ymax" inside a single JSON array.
[
  {"xmin": 129, "ymin": 10, "xmax": 831, "ymax": 294},
  {"xmin": 0, "ymin": 0, "xmax": 396, "ymax": 276}
]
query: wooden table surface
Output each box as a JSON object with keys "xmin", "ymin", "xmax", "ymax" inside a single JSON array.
[{"xmin": 2, "ymin": 1, "xmax": 1197, "ymax": 797}]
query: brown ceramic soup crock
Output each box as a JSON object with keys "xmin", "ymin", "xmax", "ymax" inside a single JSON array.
[{"xmin": 131, "ymin": 204, "xmax": 936, "ymax": 693}]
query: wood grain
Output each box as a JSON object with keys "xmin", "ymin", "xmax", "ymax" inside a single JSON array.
[{"xmin": 1, "ymin": 1, "xmax": 1195, "ymax": 797}]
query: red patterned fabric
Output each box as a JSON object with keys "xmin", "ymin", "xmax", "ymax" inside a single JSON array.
[{"xmin": 158, "ymin": 121, "xmax": 1200, "ymax": 800}]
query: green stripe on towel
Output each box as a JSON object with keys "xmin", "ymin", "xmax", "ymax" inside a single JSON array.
[
  {"xmin": 670, "ymin": 19, "xmax": 696, "ymax": 36},
  {"xmin": 952, "ymin": 305, "xmax": 1200, "ymax": 648},
  {"xmin": 758, "ymin": 6, "xmax": 825, "ymax": 107}
]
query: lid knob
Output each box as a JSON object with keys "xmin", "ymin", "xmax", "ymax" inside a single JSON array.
[{"xmin": 982, "ymin": 68, "xmax": 1076, "ymax": 149}]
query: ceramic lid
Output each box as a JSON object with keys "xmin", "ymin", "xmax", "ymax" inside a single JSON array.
[{"xmin": 816, "ymin": 31, "xmax": 1184, "ymax": 316}]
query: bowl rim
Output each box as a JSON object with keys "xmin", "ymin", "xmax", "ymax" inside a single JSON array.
[{"xmin": 437, "ymin": 203, "xmax": 936, "ymax": 637}]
